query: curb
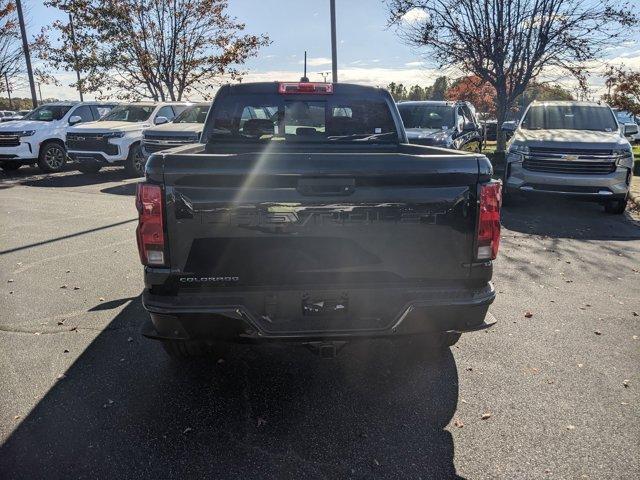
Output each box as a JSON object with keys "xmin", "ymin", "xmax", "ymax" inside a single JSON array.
[{"xmin": 631, "ymin": 176, "xmax": 640, "ymax": 209}]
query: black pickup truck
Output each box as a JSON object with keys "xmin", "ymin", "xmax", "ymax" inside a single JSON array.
[{"xmin": 136, "ymin": 82, "xmax": 501, "ymax": 359}]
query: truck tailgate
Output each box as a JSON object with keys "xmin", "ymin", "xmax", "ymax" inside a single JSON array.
[{"xmin": 161, "ymin": 150, "xmax": 481, "ymax": 289}]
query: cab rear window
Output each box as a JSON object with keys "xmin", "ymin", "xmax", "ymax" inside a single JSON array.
[{"xmin": 208, "ymin": 93, "xmax": 398, "ymax": 143}]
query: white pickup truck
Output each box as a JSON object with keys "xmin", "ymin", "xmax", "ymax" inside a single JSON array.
[
  {"xmin": 0, "ymin": 102, "xmax": 115, "ymax": 173},
  {"xmin": 66, "ymin": 102, "xmax": 189, "ymax": 176}
]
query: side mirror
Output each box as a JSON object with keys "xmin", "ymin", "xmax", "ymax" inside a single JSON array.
[
  {"xmin": 501, "ymin": 121, "xmax": 517, "ymax": 132},
  {"xmin": 154, "ymin": 116, "xmax": 168, "ymax": 125},
  {"xmin": 624, "ymin": 123, "xmax": 639, "ymax": 136},
  {"xmin": 69, "ymin": 115, "xmax": 82, "ymax": 126}
]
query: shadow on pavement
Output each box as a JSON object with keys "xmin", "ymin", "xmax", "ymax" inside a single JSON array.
[
  {"xmin": 501, "ymin": 196, "xmax": 640, "ymax": 240},
  {"xmin": 0, "ymin": 297, "xmax": 462, "ymax": 479},
  {"xmin": 100, "ymin": 182, "xmax": 138, "ymax": 196}
]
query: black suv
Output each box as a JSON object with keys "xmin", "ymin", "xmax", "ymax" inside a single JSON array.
[{"xmin": 397, "ymin": 100, "xmax": 483, "ymax": 152}]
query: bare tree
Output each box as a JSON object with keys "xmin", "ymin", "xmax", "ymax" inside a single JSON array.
[
  {"xmin": 35, "ymin": 0, "xmax": 270, "ymax": 101},
  {"xmin": 0, "ymin": 0, "xmax": 23, "ymax": 97},
  {"xmin": 388, "ymin": 0, "xmax": 638, "ymax": 150}
]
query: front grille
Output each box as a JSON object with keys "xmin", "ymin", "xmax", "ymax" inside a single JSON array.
[
  {"xmin": 66, "ymin": 133, "xmax": 118, "ymax": 155},
  {"xmin": 524, "ymin": 146, "xmax": 617, "ymax": 175},
  {"xmin": 143, "ymin": 135, "xmax": 198, "ymax": 154},
  {"xmin": 523, "ymin": 159, "xmax": 616, "ymax": 175},
  {"xmin": 528, "ymin": 147, "xmax": 614, "ymax": 159},
  {"xmin": 143, "ymin": 142, "xmax": 173, "ymax": 153},
  {"xmin": 0, "ymin": 134, "xmax": 20, "ymax": 147}
]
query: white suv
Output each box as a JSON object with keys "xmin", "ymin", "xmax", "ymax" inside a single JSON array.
[
  {"xmin": 0, "ymin": 102, "xmax": 115, "ymax": 173},
  {"xmin": 66, "ymin": 102, "xmax": 189, "ymax": 176}
]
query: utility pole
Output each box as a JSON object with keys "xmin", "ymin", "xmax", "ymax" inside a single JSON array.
[
  {"xmin": 4, "ymin": 73, "xmax": 12, "ymax": 110},
  {"xmin": 330, "ymin": 0, "xmax": 338, "ymax": 83},
  {"xmin": 68, "ymin": 12, "xmax": 83, "ymax": 101},
  {"xmin": 301, "ymin": 51, "xmax": 309, "ymax": 82},
  {"xmin": 38, "ymin": 83, "xmax": 43, "ymax": 103},
  {"xmin": 15, "ymin": 0, "xmax": 38, "ymax": 109}
]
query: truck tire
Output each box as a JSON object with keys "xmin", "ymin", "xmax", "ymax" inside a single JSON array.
[
  {"xmin": 604, "ymin": 195, "xmax": 627, "ymax": 215},
  {"xmin": 124, "ymin": 143, "xmax": 145, "ymax": 177},
  {"xmin": 37, "ymin": 141, "xmax": 67, "ymax": 173},
  {"xmin": 0, "ymin": 161, "xmax": 21, "ymax": 171},
  {"xmin": 77, "ymin": 162, "xmax": 102, "ymax": 174}
]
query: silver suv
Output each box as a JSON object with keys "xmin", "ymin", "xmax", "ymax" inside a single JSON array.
[{"xmin": 502, "ymin": 101, "xmax": 637, "ymax": 214}]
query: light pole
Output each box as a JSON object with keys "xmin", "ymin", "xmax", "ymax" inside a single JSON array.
[
  {"xmin": 15, "ymin": 0, "xmax": 38, "ymax": 109},
  {"xmin": 68, "ymin": 12, "xmax": 83, "ymax": 101},
  {"xmin": 330, "ymin": 0, "xmax": 337, "ymax": 83}
]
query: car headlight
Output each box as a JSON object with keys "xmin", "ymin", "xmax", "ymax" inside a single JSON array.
[
  {"xmin": 103, "ymin": 132, "xmax": 126, "ymax": 138},
  {"xmin": 615, "ymin": 147, "xmax": 634, "ymax": 168},
  {"xmin": 18, "ymin": 130, "xmax": 36, "ymax": 137},
  {"xmin": 509, "ymin": 144, "xmax": 529, "ymax": 155}
]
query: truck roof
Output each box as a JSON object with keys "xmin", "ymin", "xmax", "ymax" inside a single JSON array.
[
  {"xmin": 529, "ymin": 100, "xmax": 604, "ymax": 107},
  {"xmin": 221, "ymin": 81, "xmax": 387, "ymax": 96}
]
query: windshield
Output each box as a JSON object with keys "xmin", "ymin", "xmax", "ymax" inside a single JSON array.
[
  {"xmin": 614, "ymin": 110, "xmax": 637, "ymax": 124},
  {"xmin": 208, "ymin": 93, "xmax": 398, "ymax": 144},
  {"xmin": 174, "ymin": 105, "xmax": 210, "ymax": 124},
  {"xmin": 100, "ymin": 105, "xmax": 154, "ymax": 122},
  {"xmin": 397, "ymin": 104, "xmax": 455, "ymax": 130},
  {"xmin": 23, "ymin": 105, "xmax": 72, "ymax": 122},
  {"xmin": 522, "ymin": 105, "xmax": 618, "ymax": 132}
]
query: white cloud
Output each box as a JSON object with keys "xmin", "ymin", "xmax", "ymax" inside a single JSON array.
[
  {"xmin": 405, "ymin": 61, "xmax": 425, "ymax": 67},
  {"xmin": 401, "ymin": 8, "xmax": 428, "ymax": 24},
  {"xmin": 371, "ymin": 59, "xmax": 381, "ymax": 63},
  {"xmin": 299, "ymin": 57, "xmax": 332, "ymax": 67}
]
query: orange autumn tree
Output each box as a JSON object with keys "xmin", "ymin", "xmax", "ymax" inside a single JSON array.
[{"xmin": 446, "ymin": 76, "xmax": 496, "ymax": 116}]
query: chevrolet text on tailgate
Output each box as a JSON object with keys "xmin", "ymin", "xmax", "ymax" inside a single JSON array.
[{"xmin": 136, "ymin": 81, "xmax": 502, "ymax": 359}]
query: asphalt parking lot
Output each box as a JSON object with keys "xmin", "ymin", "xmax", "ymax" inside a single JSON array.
[{"xmin": 0, "ymin": 165, "xmax": 639, "ymax": 480}]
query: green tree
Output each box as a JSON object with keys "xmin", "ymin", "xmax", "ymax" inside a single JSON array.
[{"xmin": 429, "ymin": 76, "xmax": 448, "ymax": 100}]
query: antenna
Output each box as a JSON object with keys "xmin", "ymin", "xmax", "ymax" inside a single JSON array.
[{"xmin": 301, "ymin": 51, "xmax": 309, "ymax": 82}]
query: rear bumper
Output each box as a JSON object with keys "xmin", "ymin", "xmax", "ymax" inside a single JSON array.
[{"xmin": 141, "ymin": 283, "xmax": 496, "ymax": 342}]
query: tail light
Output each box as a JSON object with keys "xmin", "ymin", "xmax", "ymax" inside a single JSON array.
[
  {"xmin": 136, "ymin": 183, "xmax": 165, "ymax": 266},
  {"xmin": 278, "ymin": 82, "xmax": 333, "ymax": 94},
  {"xmin": 476, "ymin": 182, "xmax": 502, "ymax": 260}
]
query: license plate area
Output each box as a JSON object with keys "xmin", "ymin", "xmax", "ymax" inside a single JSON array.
[{"xmin": 302, "ymin": 293, "xmax": 348, "ymax": 317}]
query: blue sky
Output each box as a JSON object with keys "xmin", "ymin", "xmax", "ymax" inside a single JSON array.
[{"xmin": 13, "ymin": 0, "xmax": 640, "ymax": 100}]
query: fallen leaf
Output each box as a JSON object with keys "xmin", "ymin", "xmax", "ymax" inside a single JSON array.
[
  {"xmin": 623, "ymin": 379, "xmax": 630, "ymax": 388},
  {"xmin": 63, "ymin": 349, "xmax": 69, "ymax": 353},
  {"xmin": 66, "ymin": 270, "xmax": 71, "ymax": 273},
  {"xmin": 34, "ymin": 332, "xmax": 41, "ymax": 336},
  {"xmin": 99, "ymin": 297, "xmax": 105, "ymax": 302},
  {"xmin": 594, "ymin": 330, "xmax": 602, "ymax": 336},
  {"xmin": 566, "ymin": 425, "xmax": 575, "ymax": 430},
  {"xmin": 633, "ymin": 312, "xmax": 639, "ymax": 317},
  {"xmin": 481, "ymin": 412, "xmax": 492, "ymax": 420},
  {"xmin": 60, "ymin": 285, "xmax": 67, "ymax": 289},
  {"xmin": 577, "ymin": 363, "xmax": 584, "ymax": 368},
  {"xmin": 14, "ymin": 415, "xmax": 20, "ymax": 420},
  {"xmin": 7, "ymin": 279, "xmax": 14, "ymax": 283},
  {"xmin": 57, "ymin": 320, "xmax": 65, "ymax": 325},
  {"xmin": 70, "ymin": 326, "xmax": 77, "ymax": 331},
  {"xmin": 524, "ymin": 311, "xmax": 533, "ymax": 318},
  {"xmin": 56, "ymin": 373, "xmax": 66, "ymax": 380},
  {"xmin": 453, "ymin": 419, "xmax": 464, "ymax": 428},
  {"xmin": 73, "ymin": 286, "xmax": 80, "ymax": 290}
]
